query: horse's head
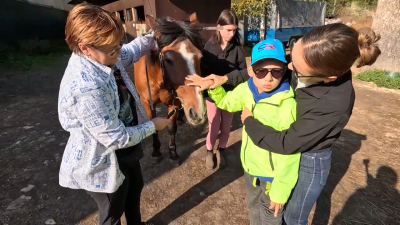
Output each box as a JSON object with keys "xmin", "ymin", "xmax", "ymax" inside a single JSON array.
[{"xmin": 146, "ymin": 13, "xmax": 206, "ymax": 125}]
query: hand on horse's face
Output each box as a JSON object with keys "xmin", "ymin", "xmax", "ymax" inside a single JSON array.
[
  {"xmin": 151, "ymin": 117, "xmax": 171, "ymax": 131},
  {"xmin": 186, "ymin": 74, "xmax": 228, "ymax": 89},
  {"xmin": 185, "ymin": 74, "xmax": 214, "ymax": 92},
  {"xmin": 207, "ymin": 74, "xmax": 229, "ymax": 88}
]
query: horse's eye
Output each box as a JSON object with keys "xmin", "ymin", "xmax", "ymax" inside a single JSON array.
[
  {"xmin": 163, "ymin": 51, "xmax": 174, "ymax": 64},
  {"xmin": 164, "ymin": 58, "xmax": 173, "ymax": 64}
]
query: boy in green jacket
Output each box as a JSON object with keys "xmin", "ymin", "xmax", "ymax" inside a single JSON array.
[{"xmin": 187, "ymin": 39, "xmax": 300, "ymax": 225}]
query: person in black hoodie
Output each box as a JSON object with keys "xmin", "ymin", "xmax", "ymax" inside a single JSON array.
[
  {"xmin": 200, "ymin": 9, "xmax": 247, "ymax": 169},
  {"xmin": 241, "ymin": 25, "xmax": 381, "ymax": 225},
  {"xmin": 187, "ymin": 24, "xmax": 381, "ymax": 225}
]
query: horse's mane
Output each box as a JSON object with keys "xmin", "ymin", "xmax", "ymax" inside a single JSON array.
[
  {"xmin": 155, "ymin": 16, "xmax": 204, "ymax": 51},
  {"xmin": 146, "ymin": 16, "xmax": 204, "ymax": 64}
]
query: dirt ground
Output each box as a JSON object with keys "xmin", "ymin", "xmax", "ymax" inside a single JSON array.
[{"xmin": 0, "ymin": 55, "xmax": 399, "ymax": 225}]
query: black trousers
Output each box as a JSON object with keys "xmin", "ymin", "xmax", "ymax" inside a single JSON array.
[{"xmin": 86, "ymin": 160, "xmax": 144, "ymax": 225}]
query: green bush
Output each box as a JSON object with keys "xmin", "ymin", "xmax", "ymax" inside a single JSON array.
[
  {"xmin": 356, "ymin": 69, "xmax": 400, "ymax": 89},
  {"xmin": 0, "ymin": 39, "xmax": 69, "ymax": 70}
]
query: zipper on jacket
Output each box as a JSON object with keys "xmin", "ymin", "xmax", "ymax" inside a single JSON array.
[
  {"xmin": 253, "ymin": 102, "xmax": 278, "ymax": 172},
  {"xmin": 244, "ymin": 104, "xmax": 256, "ymax": 172},
  {"xmin": 269, "ymin": 151, "xmax": 275, "ymax": 171}
]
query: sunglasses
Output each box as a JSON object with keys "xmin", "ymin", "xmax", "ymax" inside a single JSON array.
[
  {"xmin": 91, "ymin": 42, "xmax": 123, "ymax": 57},
  {"xmin": 291, "ymin": 63, "xmax": 326, "ymax": 79},
  {"xmin": 94, "ymin": 45, "xmax": 122, "ymax": 57},
  {"xmin": 289, "ymin": 51, "xmax": 326, "ymax": 79},
  {"xmin": 253, "ymin": 68, "xmax": 286, "ymax": 79}
]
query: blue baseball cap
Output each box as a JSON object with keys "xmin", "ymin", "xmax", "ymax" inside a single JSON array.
[{"xmin": 250, "ymin": 39, "xmax": 287, "ymax": 66}]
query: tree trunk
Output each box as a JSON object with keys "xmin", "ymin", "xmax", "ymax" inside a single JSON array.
[{"xmin": 370, "ymin": 0, "xmax": 400, "ymax": 72}]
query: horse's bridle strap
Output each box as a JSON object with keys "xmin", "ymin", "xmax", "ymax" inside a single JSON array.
[{"xmin": 144, "ymin": 50, "xmax": 182, "ymax": 121}]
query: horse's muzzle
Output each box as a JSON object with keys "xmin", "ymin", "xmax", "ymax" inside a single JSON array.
[{"xmin": 187, "ymin": 107, "xmax": 205, "ymax": 125}]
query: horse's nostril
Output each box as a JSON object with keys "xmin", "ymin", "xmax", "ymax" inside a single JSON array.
[{"xmin": 189, "ymin": 108, "xmax": 197, "ymax": 120}]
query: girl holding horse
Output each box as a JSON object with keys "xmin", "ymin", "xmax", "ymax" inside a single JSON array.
[
  {"xmin": 201, "ymin": 9, "xmax": 247, "ymax": 169},
  {"xmin": 58, "ymin": 3, "xmax": 171, "ymax": 224},
  {"xmin": 188, "ymin": 24, "xmax": 381, "ymax": 224}
]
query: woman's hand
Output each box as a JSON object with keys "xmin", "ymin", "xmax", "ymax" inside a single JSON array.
[
  {"xmin": 241, "ymin": 107, "xmax": 252, "ymax": 123},
  {"xmin": 205, "ymin": 74, "xmax": 229, "ymax": 88},
  {"xmin": 185, "ymin": 75, "xmax": 215, "ymax": 92},
  {"xmin": 151, "ymin": 117, "xmax": 171, "ymax": 131},
  {"xmin": 186, "ymin": 74, "xmax": 228, "ymax": 89},
  {"xmin": 269, "ymin": 201, "xmax": 284, "ymax": 217}
]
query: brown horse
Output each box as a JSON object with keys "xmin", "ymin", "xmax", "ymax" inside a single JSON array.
[{"xmin": 134, "ymin": 13, "xmax": 206, "ymax": 166}]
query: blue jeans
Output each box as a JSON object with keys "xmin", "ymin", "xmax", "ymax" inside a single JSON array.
[{"xmin": 284, "ymin": 149, "xmax": 332, "ymax": 225}]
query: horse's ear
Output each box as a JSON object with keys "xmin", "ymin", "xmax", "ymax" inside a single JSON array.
[
  {"xmin": 189, "ymin": 12, "xmax": 199, "ymax": 25},
  {"xmin": 145, "ymin": 14, "xmax": 157, "ymax": 31}
]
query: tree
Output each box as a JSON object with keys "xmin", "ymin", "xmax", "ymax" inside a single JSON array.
[
  {"xmin": 231, "ymin": 0, "xmax": 268, "ymax": 17},
  {"xmin": 370, "ymin": 0, "xmax": 400, "ymax": 72}
]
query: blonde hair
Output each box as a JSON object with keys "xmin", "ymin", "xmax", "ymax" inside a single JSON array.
[{"xmin": 65, "ymin": 3, "xmax": 124, "ymax": 54}]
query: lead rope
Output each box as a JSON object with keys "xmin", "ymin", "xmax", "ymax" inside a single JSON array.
[{"xmin": 145, "ymin": 58, "xmax": 157, "ymax": 118}]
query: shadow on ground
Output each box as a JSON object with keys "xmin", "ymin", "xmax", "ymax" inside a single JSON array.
[
  {"xmin": 147, "ymin": 141, "xmax": 243, "ymax": 224},
  {"xmin": 0, "ymin": 55, "xmax": 243, "ymax": 224},
  {"xmin": 332, "ymin": 162, "xmax": 400, "ymax": 224},
  {"xmin": 312, "ymin": 129, "xmax": 366, "ymax": 224}
]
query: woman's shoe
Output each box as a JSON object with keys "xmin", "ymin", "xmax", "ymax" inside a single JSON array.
[
  {"xmin": 205, "ymin": 150, "xmax": 214, "ymax": 169},
  {"xmin": 216, "ymin": 147, "xmax": 226, "ymax": 168}
]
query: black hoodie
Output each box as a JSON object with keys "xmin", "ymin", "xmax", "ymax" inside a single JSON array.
[{"xmin": 201, "ymin": 36, "xmax": 247, "ymax": 95}]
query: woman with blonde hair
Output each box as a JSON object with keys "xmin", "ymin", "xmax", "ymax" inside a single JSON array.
[{"xmin": 58, "ymin": 3, "xmax": 170, "ymax": 224}]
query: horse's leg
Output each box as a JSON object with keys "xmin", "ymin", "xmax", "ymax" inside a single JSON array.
[
  {"xmin": 151, "ymin": 131, "xmax": 162, "ymax": 164},
  {"xmin": 167, "ymin": 105, "xmax": 180, "ymax": 167},
  {"xmin": 141, "ymin": 100, "xmax": 162, "ymax": 164}
]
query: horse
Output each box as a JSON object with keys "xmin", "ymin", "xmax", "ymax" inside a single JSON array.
[{"xmin": 133, "ymin": 13, "xmax": 206, "ymax": 167}]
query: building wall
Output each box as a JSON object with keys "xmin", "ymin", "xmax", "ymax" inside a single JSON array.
[
  {"xmin": 106, "ymin": 0, "xmax": 231, "ymax": 41},
  {"xmin": 24, "ymin": 0, "xmax": 73, "ymax": 11},
  {"xmin": 158, "ymin": 0, "xmax": 231, "ymax": 25},
  {"xmin": 156, "ymin": 0, "xmax": 231, "ymax": 40},
  {"xmin": 0, "ymin": 0, "xmax": 69, "ymax": 40}
]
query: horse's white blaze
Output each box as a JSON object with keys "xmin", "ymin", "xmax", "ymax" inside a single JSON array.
[{"xmin": 178, "ymin": 43, "xmax": 205, "ymax": 116}]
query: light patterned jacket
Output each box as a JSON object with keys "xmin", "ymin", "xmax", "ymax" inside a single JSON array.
[{"xmin": 58, "ymin": 34, "xmax": 155, "ymax": 193}]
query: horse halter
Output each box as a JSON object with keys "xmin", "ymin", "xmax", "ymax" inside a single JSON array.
[
  {"xmin": 157, "ymin": 49, "xmax": 184, "ymax": 113},
  {"xmin": 144, "ymin": 38, "xmax": 184, "ymax": 119}
]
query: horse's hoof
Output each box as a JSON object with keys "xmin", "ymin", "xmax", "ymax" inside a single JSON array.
[
  {"xmin": 169, "ymin": 158, "xmax": 181, "ymax": 167},
  {"xmin": 151, "ymin": 155, "xmax": 163, "ymax": 164}
]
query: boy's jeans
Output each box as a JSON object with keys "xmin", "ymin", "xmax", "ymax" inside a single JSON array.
[
  {"xmin": 244, "ymin": 172, "xmax": 283, "ymax": 225},
  {"xmin": 284, "ymin": 149, "xmax": 332, "ymax": 225}
]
